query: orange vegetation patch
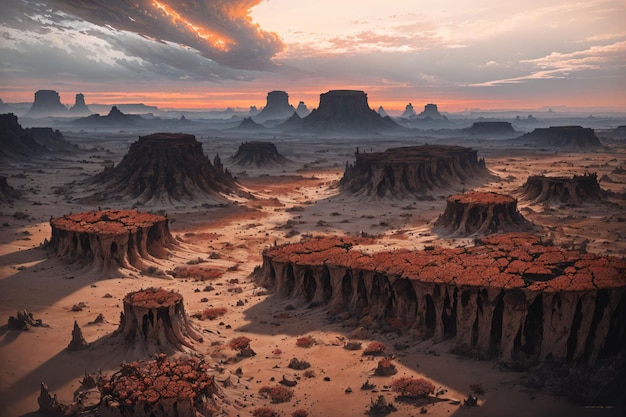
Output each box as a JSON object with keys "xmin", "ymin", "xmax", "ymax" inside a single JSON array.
[
  {"xmin": 263, "ymin": 234, "xmax": 626, "ymax": 292},
  {"xmin": 124, "ymin": 288, "xmax": 182, "ymax": 309},
  {"xmin": 171, "ymin": 265, "xmax": 224, "ymax": 281},
  {"xmin": 447, "ymin": 191, "xmax": 516, "ymax": 205},
  {"xmin": 51, "ymin": 209, "xmax": 166, "ymax": 236}
]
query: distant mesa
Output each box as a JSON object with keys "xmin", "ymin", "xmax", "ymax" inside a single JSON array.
[
  {"xmin": 72, "ymin": 105, "xmax": 144, "ymax": 127},
  {"xmin": 48, "ymin": 210, "xmax": 176, "ymax": 273},
  {"xmin": 339, "ymin": 145, "xmax": 496, "ymax": 199},
  {"xmin": 253, "ymin": 90, "xmax": 295, "ymax": 123},
  {"xmin": 377, "ymin": 106, "xmax": 388, "ymax": 117},
  {"xmin": 434, "ymin": 191, "xmax": 532, "ymax": 236},
  {"xmin": 465, "ymin": 121, "xmax": 517, "ymax": 136},
  {"xmin": 90, "ymin": 133, "xmax": 238, "ymax": 204},
  {"xmin": 295, "ymin": 100, "xmax": 310, "ymax": 117},
  {"xmin": 517, "ymin": 126, "xmax": 603, "ymax": 151},
  {"xmin": 416, "ymin": 103, "xmax": 446, "ymax": 120},
  {"xmin": 25, "ymin": 89, "xmax": 68, "ymax": 118},
  {"xmin": 68, "ymin": 93, "xmax": 91, "ymax": 116},
  {"xmin": 518, "ymin": 173, "xmax": 608, "ymax": 206},
  {"xmin": 229, "ymin": 116, "xmax": 265, "ymax": 131},
  {"xmin": 290, "ymin": 90, "xmax": 400, "ymax": 133},
  {"xmin": 248, "ymin": 105, "xmax": 260, "ymax": 116},
  {"xmin": 400, "ymin": 102, "xmax": 416, "ymax": 118},
  {"xmin": 230, "ymin": 141, "xmax": 289, "ymax": 168},
  {"xmin": 0, "ymin": 113, "xmax": 76, "ymax": 162}
]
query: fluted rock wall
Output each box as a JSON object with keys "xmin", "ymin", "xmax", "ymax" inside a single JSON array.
[
  {"xmin": 48, "ymin": 210, "xmax": 176, "ymax": 272},
  {"xmin": 92, "ymin": 133, "xmax": 237, "ymax": 204},
  {"xmin": 339, "ymin": 145, "xmax": 496, "ymax": 198},
  {"xmin": 230, "ymin": 141, "xmax": 289, "ymax": 167},
  {"xmin": 519, "ymin": 173, "xmax": 608, "ymax": 206},
  {"xmin": 434, "ymin": 191, "xmax": 532, "ymax": 236},
  {"xmin": 254, "ymin": 235, "xmax": 626, "ymax": 365}
]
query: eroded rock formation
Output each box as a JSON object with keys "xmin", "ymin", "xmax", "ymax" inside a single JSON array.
[
  {"xmin": 417, "ymin": 103, "xmax": 445, "ymax": 120},
  {"xmin": 295, "ymin": 90, "xmax": 400, "ymax": 133},
  {"xmin": 519, "ymin": 173, "xmax": 608, "ymax": 206},
  {"xmin": 1, "ymin": 113, "xmax": 48, "ymax": 161},
  {"xmin": 254, "ymin": 235, "xmax": 626, "ymax": 365},
  {"xmin": 295, "ymin": 101, "xmax": 310, "ymax": 117},
  {"xmin": 517, "ymin": 126, "xmax": 602, "ymax": 151},
  {"xmin": 68, "ymin": 93, "xmax": 91, "ymax": 116},
  {"xmin": 254, "ymin": 90, "xmax": 295, "ymax": 123},
  {"xmin": 230, "ymin": 117, "xmax": 265, "ymax": 131},
  {"xmin": 434, "ymin": 191, "xmax": 532, "ymax": 236},
  {"xmin": 114, "ymin": 288, "xmax": 203, "ymax": 355},
  {"xmin": 0, "ymin": 176, "xmax": 21, "ymax": 202},
  {"xmin": 465, "ymin": 121, "xmax": 517, "ymax": 136},
  {"xmin": 72, "ymin": 106, "xmax": 144, "ymax": 127},
  {"xmin": 339, "ymin": 145, "xmax": 496, "ymax": 198},
  {"xmin": 230, "ymin": 141, "xmax": 289, "ymax": 167},
  {"xmin": 26, "ymin": 90, "xmax": 67, "ymax": 117},
  {"xmin": 48, "ymin": 210, "xmax": 176, "ymax": 272},
  {"xmin": 67, "ymin": 321, "xmax": 89, "ymax": 351},
  {"xmin": 91, "ymin": 133, "xmax": 237, "ymax": 204},
  {"xmin": 400, "ymin": 103, "xmax": 416, "ymax": 118},
  {"xmin": 8, "ymin": 310, "xmax": 47, "ymax": 330}
]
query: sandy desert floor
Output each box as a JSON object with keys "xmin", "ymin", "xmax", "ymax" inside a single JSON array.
[{"xmin": 1, "ymin": 132, "xmax": 625, "ymax": 416}]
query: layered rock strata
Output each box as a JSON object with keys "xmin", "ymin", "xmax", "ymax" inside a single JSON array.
[
  {"xmin": 254, "ymin": 235, "xmax": 626, "ymax": 365},
  {"xmin": 434, "ymin": 191, "xmax": 532, "ymax": 236},
  {"xmin": 48, "ymin": 210, "xmax": 176, "ymax": 272},
  {"xmin": 91, "ymin": 133, "xmax": 237, "ymax": 204},
  {"xmin": 517, "ymin": 126, "xmax": 602, "ymax": 151},
  {"xmin": 519, "ymin": 173, "xmax": 608, "ymax": 206},
  {"xmin": 339, "ymin": 145, "xmax": 495, "ymax": 198},
  {"xmin": 230, "ymin": 141, "xmax": 289, "ymax": 167},
  {"xmin": 114, "ymin": 288, "xmax": 203, "ymax": 355}
]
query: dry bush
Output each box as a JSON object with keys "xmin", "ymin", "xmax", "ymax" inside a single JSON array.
[
  {"xmin": 296, "ymin": 336, "xmax": 315, "ymax": 348},
  {"xmin": 390, "ymin": 377, "xmax": 435, "ymax": 398},
  {"xmin": 201, "ymin": 307, "xmax": 227, "ymax": 320},
  {"xmin": 171, "ymin": 265, "xmax": 223, "ymax": 281},
  {"xmin": 229, "ymin": 336, "xmax": 251, "ymax": 352},
  {"xmin": 363, "ymin": 341, "xmax": 387, "ymax": 356},
  {"xmin": 288, "ymin": 358, "xmax": 311, "ymax": 370},
  {"xmin": 292, "ymin": 410, "xmax": 309, "ymax": 417},
  {"xmin": 253, "ymin": 407, "xmax": 279, "ymax": 417},
  {"xmin": 259, "ymin": 385, "xmax": 294, "ymax": 403},
  {"xmin": 303, "ymin": 370, "xmax": 315, "ymax": 378},
  {"xmin": 374, "ymin": 358, "xmax": 398, "ymax": 376}
]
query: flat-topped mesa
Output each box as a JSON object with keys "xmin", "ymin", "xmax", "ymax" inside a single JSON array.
[
  {"xmin": 466, "ymin": 121, "xmax": 517, "ymax": 136},
  {"xmin": 253, "ymin": 90, "xmax": 295, "ymax": 123},
  {"xmin": 519, "ymin": 173, "xmax": 608, "ymax": 206},
  {"xmin": 254, "ymin": 234, "xmax": 626, "ymax": 365},
  {"xmin": 339, "ymin": 145, "xmax": 496, "ymax": 198},
  {"xmin": 230, "ymin": 141, "xmax": 289, "ymax": 167},
  {"xmin": 434, "ymin": 191, "xmax": 532, "ymax": 236},
  {"xmin": 297, "ymin": 90, "xmax": 400, "ymax": 133},
  {"xmin": 26, "ymin": 89, "xmax": 68, "ymax": 117},
  {"xmin": 114, "ymin": 288, "xmax": 203, "ymax": 355},
  {"xmin": 91, "ymin": 133, "xmax": 237, "ymax": 204},
  {"xmin": 48, "ymin": 210, "xmax": 176, "ymax": 273},
  {"xmin": 517, "ymin": 126, "xmax": 602, "ymax": 151}
]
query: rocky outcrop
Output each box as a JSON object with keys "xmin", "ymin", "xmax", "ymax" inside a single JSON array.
[
  {"xmin": 67, "ymin": 321, "xmax": 89, "ymax": 351},
  {"xmin": 0, "ymin": 113, "xmax": 48, "ymax": 161},
  {"xmin": 518, "ymin": 173, "xmax": 608, "ymax": 206},
  {"xmin": 339, "ymin": 145, "xmax": 496, "ymax": 199},
  {"xmin": 230, "ymin": 141, "xmax": 289, "ymax": 167},
  {"xmin": 0, "ymin": 176, "xmax": 21, "ymax": 202},
  {"xmin": 465, "ymin": 121, "xmax": 517, "ymax": 136},
  {"xmin": 229, "ymin": 117, "xmax": 265, "ymax": 131},
  {"xmin": 434, "ymin": 191, "xmax": 532, "ymax": 236},
  {"xmin": 68, "ymin": 93, "xmax": 91, "ymax": 116},
  {"xmin": 72, "ymin": 106, "xmax": 144, "ymax": 127},
  {"xmin": 254, "ymin": 90, "xmax": 295, "ymax": 123},
  {"xmin": 26, "ymin": 90, "xmax": 67, "ymax": 117},
  {"xmin": 295, "ymin": 101, "xmax": 310, "ymax": 117},
  {"xmin": 254, "ymin": 234, "xmax": 626, "ymax": 365},
  {"xmin": 517, "ymin": 126, "xmax": 603, "ymax": 151},
  {"xmin": 114, "ymin": 288, "xmax": 203, "ymax": 355},
  {"xmin": 48, "ymin": 210, "xmax": 176, "ymax": 273},
  {"xmin": 377, "ymin": 106, "xmax": 388, "ymax": 117},
  {"xmin": 294, "ymin": 90, "xmax": 400, "ymax": 134},
  {"xmin": 25, "ymin": 127, "xmax": 77, "ymax": 152},
  {"xmin": 400, "ymin": 103, "xmax": 416, "ymax": 118},
  {"xmin": 8, "ymin": 310, "xmax": 47, "ymax": 330},
  {"xmin": 90, "ymin": 133, "xmax": 237, "ymax": 204},
  {"xmin": 417, "ymin": 104, "xmax": 445, "ymax": 120}
]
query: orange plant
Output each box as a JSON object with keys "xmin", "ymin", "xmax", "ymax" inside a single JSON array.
[{"xmin": 390, "ymin": 377, "xmax": 435, "ymax": 398}]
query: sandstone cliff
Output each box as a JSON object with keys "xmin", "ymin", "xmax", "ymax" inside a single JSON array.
[
  {"xmin": 519, "ymin": 173, "xmax": 608, "ymax": 206},
  {"xmin": 254, "ymin": 235, "xmax": 626, "ymax": 366}
]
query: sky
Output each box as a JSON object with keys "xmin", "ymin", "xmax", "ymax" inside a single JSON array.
[{"xmin": 1, "ymin": 0, "xmax": 625, "ymax": 112}]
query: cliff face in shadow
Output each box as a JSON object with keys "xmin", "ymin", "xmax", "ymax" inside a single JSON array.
[
  {"xmin": 230, "ymin": 141, "xmax": 289, "ymax": 167},
  {"xmin": 519, "ymin": 173, "xmax": 608, "ymax": 206},
  {"xmin": 517, "ymin": 126, "xmax": 603, "ymax": 151},
  {"xmin": 254, "ymin": 235, "xmax": 626, "ymax": 366},
  {"xmin": 339, "ymin": 145, "xmax": 496, "ymax": 198}
]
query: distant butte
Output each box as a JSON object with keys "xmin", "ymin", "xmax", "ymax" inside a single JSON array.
[
  {"xmin": 339, "ymin": 145, "xmax": 496, "ymax": 198},
  {"xmin": 519, "ymin": 173, "xmax": 609, "ymax": 206},
  {"xmin": 230, "ymin": 141, "xmax": 289, "ymax": 168},
  {"xmin": 253, "ymin": 90, "xmax": 295, "ymax": 123},
  {"xmin": 517, "ymin": 126, "xmax": 603, "ymax": 151},
  {"xmin": 25, "ymin": 90, "xmax": 68, "ymax": 118},
  {"xmin": 465, "ymin": 121, "xmax": 517, "ymax": 136}
]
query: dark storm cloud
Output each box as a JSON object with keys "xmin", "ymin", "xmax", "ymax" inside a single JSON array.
[{"xmin": 43, "ymin": 0, "xmax": 285, "ymax": 70}]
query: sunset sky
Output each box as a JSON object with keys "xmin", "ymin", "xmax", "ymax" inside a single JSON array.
[{"xmin": 1, "ymin": 0, "xmax": 625, "ymax": 112}]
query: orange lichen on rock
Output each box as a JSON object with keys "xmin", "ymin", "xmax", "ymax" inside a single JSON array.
[
  {"xmin": 254, "ymin": 234, "xmax": 626, "ymax": 365},
  {"xmin": 124, "ymin": 287, "xmax": 182, "ymax": 310}
]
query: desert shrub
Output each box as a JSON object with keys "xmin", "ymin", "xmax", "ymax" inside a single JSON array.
[
  {"xmin": 288, "ymin": 358, "xmax": 311, "ymax": 370},
  {"xmin": 363, "ymin": 341, "xmax": 387, "ymax": 356},
  {"xmin": 201, "ymin": 307, "xmax": 227, "ymax": 320},
  {"xmin": 272, "ymin": 348, "xmax": 282, "ymax": 355},
  {"xmin": 259, "ymin": 385, "xmax": 294, "ymax": 403},
  {"xmin": 229, "ymin": 336, "xmax": 251, "ymax": 352},
  {"xmin": 303, "ymin": 370, "xmax": 315, "ymax": 378},
  {"xmin": 390, "ymin": 377, "xmax": 435, "ymax": 398},
  {"xmin": 296, "ymin": 336, "xmax": 315, "ymax": 348},
  {"xmin": 253, "ymin": 407, "xmax": 279, "ymax": 417},
  {"xmin": 344, "ymin": 341, "xmax": 362, "ymax": 350},
  {"xmin": 374, "ymin": 358, "xmax": 398, "ymax": 376},
  {"xmin": 292, "ymin": 410, "xmax": 309, "ymax": 417}
]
